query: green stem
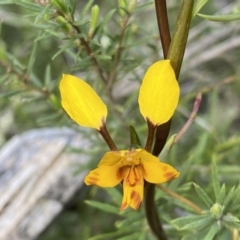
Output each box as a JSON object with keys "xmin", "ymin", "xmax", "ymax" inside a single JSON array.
[{"xmin": 167, "ymin": 0, "xmax": 194, "ymax": 78}]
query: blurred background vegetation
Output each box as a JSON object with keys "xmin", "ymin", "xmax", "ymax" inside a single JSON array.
[{"xmin": 0, "ymin": 0, "xmax": 240, "ymax": 239}]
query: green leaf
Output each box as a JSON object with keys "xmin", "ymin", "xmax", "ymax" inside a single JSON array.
[
  {"xmin": 29, "ymin": 73, "xmax": 43, "ymax": 88},
  {"xmin": 82, "ymin": 0, "xmax": 94, "ymax": 16},
  {"xmin": 168, "ymin": 197, "xmax": 200, "ymax": 213},
  {"xmin": 0, "ymin": 90, "xmax": 25, "ymax": 98},
  {"xmin": 172, "ymin": 215, "xmax": 205, "ymax": 229},
  {"xmin": 97, "ymin": 9, "xmax": 116, "ymax": 34},
  {"xmin": 0, "ymin": 74, "xmax": 9, "ymax": 86},
  {"xmin": 231, "ymin": 185, "xmax": 240, "ymax": 206},
  {"xmin": 67, "ymin": 0, "xmax": 77, "ymax": 15},
  {"xmin": 95, "ymin": 54, "xmax": 112, "ymax": 60},
  {"xmin": 116, "ymin": 233, "xmax": 143, "ymax": 240},
  {"xmin": 192, "ymin": 0, "xmax": 208, "ymax": 18},
  {"xmin": 159, "ymin": 134, "xmax": 177, "ymax": 159},
  {"xmin": 12, "ymin": 0, "xmax": 44, "ymax": 12},
  {"xmin": 116, "ymin": 211, "xmax": 144, "ymax": 228},
  {"xmin": 126, "ymin": 35, "xmax": 156, "ymax": 48},
  {"xmin": 169, "ymin": 155, "xmax": 194, "ymax": 190},
  {"xmin": 88, "ymin": 228, "xmax": 132, "ymax": 240},
  {"xmin": 129, "ymin": 125, "xmax": 142, "ymax": 148},
  {"xmin": 0, "ymin": 21, "xmax": 2, "ymax": 36},
  {"xmin": 0, "ymin": 0, "xmax": 13, "ymax": 4},
  {"xmin": 104, "ymin": 187, "xmax": 122, "ymax": 206},
  {"xmin": 223, "ymin": 214, "xmax": 240, "ymax": 223},
  {"xmin": 193, "ymin": 183, "xmax": 214, "ymax": 208},
  {"xmin": 181, "ymin": 216, "xmax": 213, "ymax": 230},
  {"xmin": 34, "ymin": 3, "xmax": 52, "ymax": 24},
  {"xmin": 211, "ymin": 159, "xmax": 220, "ymax": 200},
  {"xmin": 223, "ymin": 186, "xmax": 235, "ymax": 209},
  {"xmin": 203, "ymin": 222, "xmax": 220, "ymax": 240},
  {"xmin": 224, "ymin": 221, "xmax": 240, "ymax": 231},
  {"xmin": 27, "ymin": 40, "xmax": 38, "ymax": 76},
  {"xmin": 44, "ymin": 64, "xmax": 51, "ymax": 89},
  {"xmin": 197, "ymin": 12, "xmax": 240, "ymax": 22},
  {"xmin": 218, "ymin": 184, "xmax": 226, "ymax": 205},
  {"xmin": 50, "ymin": 0, "xmax": 67, "ymax": 14},
  {"xmin": 52, "ymin": 41, "xmax": 74, "ymax": 60},
  {"xmin": 85, "ymin": 200, "xmax": 120, "ymax": 215}
]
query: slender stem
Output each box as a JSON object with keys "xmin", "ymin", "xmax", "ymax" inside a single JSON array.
[
  {"xmin": 144, "ymin": 119, "xmax": 156, "ymax": 152},
  {"xmin": 145, "ymin": 1, "xmax": 171, "ymax": 239},
  {"xmin": 172, "ymin": 92, "xmax": 202, "ymax": 146},
  {"xmin": 145, "ymin": 184, "xmax": 167, "ymax": 240},
  {"xmin": 167, "ymin": 0, "xmax": 194, "ymax": 78},
  {"xmin": 99, "ymin": 124, "xmax": 118, "ymax": 151},
  {"xmin": 157, "ymin": 185, "xmax": 202, "ymax": 214},
  {"xmin": 0, "ymin": 60, "xmax": 50, "ymax": 98},
  {"xmin": 154, "ymin": 0, "xmax": 171, "ymax": 58},
  {"xmin": 107, "ymin": 13, "xmax": 131, "ymax": 91},
  {"xmin": 152, "ymin": 120, "xmax": 172, "ymax": 156},
  {"xmin": 71, "ymin": 24, "xmax": 108, "ymax": 85}
]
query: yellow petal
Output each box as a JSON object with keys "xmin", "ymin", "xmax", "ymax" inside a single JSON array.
[
  {"xmin": 98, "ymin": 151, "xmax": 123, "ymax": 167},
  {"xmin": 138, "ymin": 60, "xmax": 180, "ymax": 126},
  {"xmin": 59, "ymin": 74, "xmax": 107, "ymax": 130},
  {"xmin": 120, "ymin": 167, "xmax": 144, "ymax": 210},
  {"xmin": 84, "ymin": 164, "xmax": 123, "ymax": 187},
  {"xmin": 140, "ymin": 150, "xmax": 180, "ymax": 183}
]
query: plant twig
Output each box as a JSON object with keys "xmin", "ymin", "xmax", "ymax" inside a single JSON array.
[
  {"xmin": 154, "ymin": 0, "xmax": 171, "ymax": 58},
  {"xmin": 107, "ymin": 12, "xmax": 131, "ymax": 92},
  {"xmin": 99, "ymin": 123, "xmax": 118, "ymax": 151},
  {"xmin": 145, "ymin": 184, "xmax": 168, "ymax": 240},
  {"xmin": 145, "ymin": 1, "xmax": 172, "ymax": 239},
  {"xmin": 71, "ymin": 24, "xmax": 108, "ymax": 86},
  {"xmin": 157, "ymin": 185, "xmax": 202, "ymax": 214},
  {"xmin": 171, "ymin": 92, "xmax": 202, "ymax": 146},
  {"xmin": 144, "ymin": 119, "xmax": 156, "ymax": 152},
  {"xmin": 0, "ymin": 60, "xmax": 50, "ymax": 98}
]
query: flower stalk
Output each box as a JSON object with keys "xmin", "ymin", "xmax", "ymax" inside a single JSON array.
[
  {"xmin": 99, "ymin": 124, "xmax": 118, "ymax": 151},
  {"xmin": 145, "ymin": 1, "xmax": 194, "ymax": 239}
]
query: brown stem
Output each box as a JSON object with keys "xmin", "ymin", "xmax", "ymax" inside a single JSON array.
[
  {"xmin": 145, "ymin": 1, "xmax": 172, "ymax": 239},
  {"xmin": 0, "ymin": 60, "xmax": 50, "ymax": 98},
  {"xmin": 107, "ymin": 13, "xmax": 131, "ymax": 92},
  {"xmin": 144, "ymin": 119, "xmax": 156, "ymax": 152},
  {"xmin": 172, "ymin": 92, "xmax": 202, "ymax": 146},
  {"xmin": 154, "ymin": 0, "xmax": 171, "ymax": 58},
  {"xmin": 145, "ymin": 184, "xmax": 167, "ymax": 240},
  {"xmin": 98, "ymin": 123, "xmax": 118, "ymax": 151},
  {"xmin": 152, "ymin": 120, "xmax": 172, "ymax": 156},
  {"xmin": 71, "ymin": 24, "xmax": 108, "ymax": 85}
]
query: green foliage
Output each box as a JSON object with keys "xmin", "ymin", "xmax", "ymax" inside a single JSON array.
[
  {"xmin": 1, "ymin": 0, "xmax": 240, "ymax": 240},
  {"xmin": 198, "ymin": 12, "xmax": 240, "ymax": 22}
]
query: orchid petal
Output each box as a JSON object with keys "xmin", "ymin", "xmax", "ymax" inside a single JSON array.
[
  {"xmin": 120, "ymin": 167, "xmax": 144, "ymax": 210},
  {"xmin": 138, "ymin": 60, "xmax": 180, "ymax": 126},
  {"xmin": 60, "ymin": 74, "xmax": 107, "ymax": 130},
  {"xmin": 84, "ymin": 164, "xmax": 123, "ymax": 187},
  {"xmin": 140, "ymin": 150, "xmax": 180, "ymax": 183}
]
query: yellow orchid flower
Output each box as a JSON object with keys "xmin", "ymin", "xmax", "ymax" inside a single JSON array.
[
  {"xmin": 60, "ymin": 74, "xmax": 107, "ymax": 130},
  {"xmin": 59, "ymin": 60, "xmax": 180, "ymax": 210},
  {"xmin": 138, "ymin": 60, "xmax": 179, "ymax": 126},
  {"xmin": 84, "ymin": 149, "xmax": 179, "ymax": 210}
]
